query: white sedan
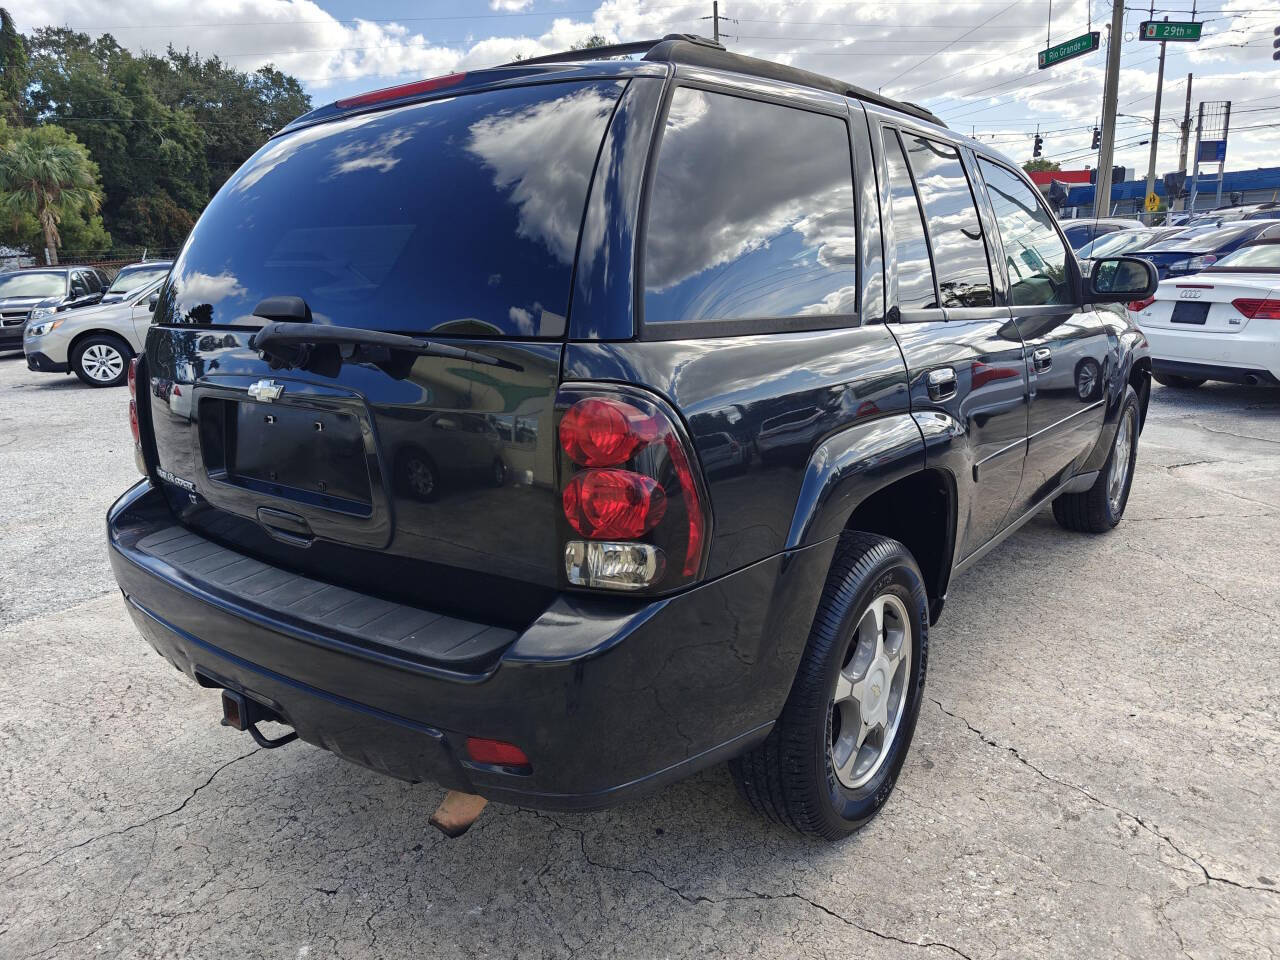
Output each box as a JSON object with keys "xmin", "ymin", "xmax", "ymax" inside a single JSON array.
[{"xmin": 1129, "ymin": 234, "xmax": 1280, "ymax": 388}]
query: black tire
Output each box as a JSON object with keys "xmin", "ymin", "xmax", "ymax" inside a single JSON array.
[
  {"xmin": 395, "ymin": 448, "xmax": 439, "ymax": 502},
  {"xmin": 1052, "ymin": 385, "xmax": 1140, "ymax": 534},
  {"xmin": 729, "ymin": 532, "xmax": 929, "ymax": 840},
  {"xmin": 71, "ymin": 334, "xmax": 131, "ymax": 387},
  {"xmin": 1152, "ymin": 372, "xmax": 1205, "ymax": 389},
  {"xmin": 491, "ymin": 458, "xmax": 507, "ymax": 487}
]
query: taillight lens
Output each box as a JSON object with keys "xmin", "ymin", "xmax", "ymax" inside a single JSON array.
[
  {"xmin": 1232, "ymin": 297, "xmax": 1280, "ymax": 319},
  {"xmin": 128, "ymin": 356, "xmax": 138, "ymax": 397},
  {"xmin": 557, "ymin": 388, "xmax": 710, "ymax": 593},
  {"xmin": 128, "ymin": 399, "xmax": 140, "ymax": 445},
  {"xmin": 1127, "ymin": 296, "xmax": 1156, "ymax": 312}
]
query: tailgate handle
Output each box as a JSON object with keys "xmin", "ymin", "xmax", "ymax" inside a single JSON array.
[{"xmin": 256, "ymin": 507, "xmax": 314, "ymax": 548}]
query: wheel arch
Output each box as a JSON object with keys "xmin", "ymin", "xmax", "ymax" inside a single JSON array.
[
  {"xmin": 68, "ymin": 327, "xmax": 135, "ymax": 364},
  {"xmin": 784, "ymin": 413, "xmax": 956, "ymax": 622}
]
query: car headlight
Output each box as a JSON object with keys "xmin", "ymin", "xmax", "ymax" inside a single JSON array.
[
  {"xmin": 26, "ymin": 318, "xmax": 62, "ymax": 337},
  {"xmin": 28, "ymin": 306, "xmax": 55, "ymax": 321}
]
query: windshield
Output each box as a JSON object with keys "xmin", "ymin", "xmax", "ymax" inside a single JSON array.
[
  {"xmin": 1208, "ymin": 243, "xmax": 1280, "ymax": 270},
  {"xmin": 155, "ymin": 80, "xmax": 626, "ymax": 337},
  {"xmin": 1148, "ymin": 223, "xmax": 1258, "ymax": 253},
  {"xmin": 108, "ymin": 264, "xmax": 171, "ymax": 294},
  {"xmin": 0, "ymin": 271, "xmax": 64, "ymax": 298},
  {"xmin": 1078, "ymin": 231, "xmax": 1148, "ymax": 258}
]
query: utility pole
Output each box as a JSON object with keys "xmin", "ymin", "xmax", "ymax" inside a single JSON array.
[
  {"xmin": 712, "ymin": 1, "xmax": 719, "ymax": 42},
  {"xmin": 1142, "ymin": 18, "xmax": 1168, "ymax": 223},
  {"xmin": 1175, "ymin": 73, "xmax": 1193, "ymax": 210},
  {"xmin": 1094, "ymin": 0, "xmax": 1126, "ymax": 219}
]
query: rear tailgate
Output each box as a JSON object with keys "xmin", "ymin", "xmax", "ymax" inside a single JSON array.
[{"xmin": 141, "ymin": 77, "xmax": 632, "ymax": 624}]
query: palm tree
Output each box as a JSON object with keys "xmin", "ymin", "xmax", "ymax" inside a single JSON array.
[{"xmin": 0, "ymin": 128, "xmax": 103, "ymax": 264}]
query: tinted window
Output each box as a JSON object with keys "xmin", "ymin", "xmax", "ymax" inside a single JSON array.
[
  {"xmin": 156, "ymin": 81, "xmax": 625, "ymax": 337},
  {"xmin": 883, "ymin": 130, "xmax": 937, "ymax": 310},
  {"xmin": 643, "ymin": 88, "xmax": 857, "ymax": 324},
  {"xmin": 1151, "ymin": 223, "xmax": 1265, "ymax": 252},
  {"xmin": 978, "ymin": 159, "xmax": 1073, "ymax": 306},
  {"xmin": 1211, "ymin": 243, "xmax": 1280, "ymax": 269},
  {"xmin": 902, "ymin": 134, "xmax": 992, "ymax": 307}
]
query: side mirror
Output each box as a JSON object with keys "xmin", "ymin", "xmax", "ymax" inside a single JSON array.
[
  {"xmin": 147, "ymin": 292, "xmax": 160, "ymax": 310},
  {"xmin": 1086, "ymin": 256, "xmax": 1157, "ymax": 304}
]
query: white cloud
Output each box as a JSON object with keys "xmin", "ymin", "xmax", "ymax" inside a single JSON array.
[{"xmin": 7, "ymin": 0, "xmax": 1278, "ymax": 171}]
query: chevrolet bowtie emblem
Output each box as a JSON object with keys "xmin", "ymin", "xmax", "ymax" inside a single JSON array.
[{"xmin": 248, "ymin": 379, "xmax": 284, "ymax": 402}]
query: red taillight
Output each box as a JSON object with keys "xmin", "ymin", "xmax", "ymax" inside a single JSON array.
[
  {"xmin": 558, "ymin": 390, "xmax": 709, "ymax": 592},
  {"xmin": 128, "ymin": 399, "xmax": 140, "ymax": 445},
  {"xmin": 1232, "ymin": 297, "xmax": 1280, "ymax": 319},
  {"xmin": 560, "ymin": 397, "xmax": 657, "ymax": 466},
  {"xmin": 128, "ymin": 356, "xmax": 138, "ymax": 397},
  {"xmin": 465, "ymin": 737, "xmax": 529, "ymax": 768},
  {"xmin": 1127, "ymin": 296, "xmax": 1156, "ymax": 312},
  {"xmin": 335, "ymin": 72, "xmax": 466, "ymax": 109},
  {"xmin": 563, "ymin": 469, "xmax": 667, "ymax": 540}
]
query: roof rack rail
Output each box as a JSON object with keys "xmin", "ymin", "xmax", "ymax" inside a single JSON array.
[{"xmin": 505, "ymin": 34, "xmax": 946, "ymax": 129}]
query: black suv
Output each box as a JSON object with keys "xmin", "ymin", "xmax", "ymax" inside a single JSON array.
[{"xmin": 108, "ymin": 37, "xmax": 1156, "ymax": 839}]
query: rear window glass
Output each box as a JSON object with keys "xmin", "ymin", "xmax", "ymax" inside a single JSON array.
[
  {"xmin": 1151, "ymin": 223, "xmax": 1258, "ymax": 252},
  {"xmin": 155, "ymin": 80, "xmax": 625, "ymax": 337},
  {"xmin": 642, "ymin": 88, "xmax": 857, "ymax": 325}
]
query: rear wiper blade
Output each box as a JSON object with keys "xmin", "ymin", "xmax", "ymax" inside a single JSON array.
[{"xmin": 249, "ymin": 321, "xmax": 523, "ymax": 372}]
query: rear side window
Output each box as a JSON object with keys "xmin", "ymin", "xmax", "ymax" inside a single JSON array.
[
  {"xmin": 978, "ymin": 159, "xmax": 1073, "ymax": 306},
  {"xmin": 901, "ymin": 134, "xmax": 993, "ymax": 308},
  {"xmin": 883, "ymin": 130, "xmax": 937, "ymax": 310},
  {"xmin": 643, "ymin": 88, "xmax": 857, "ymax": 326},
  {"xmin": 155, "ymin": 80, "xmax": 626, "ymax": 337}
]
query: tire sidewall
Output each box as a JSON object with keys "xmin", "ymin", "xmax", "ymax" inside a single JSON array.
[
  {"xmin": 807, "ymin": 551, "xmax": 929, "ymax": 835},
  {"xmin": 1103, "ymin": 390, "xmax": 1141, "ymax": 524},
  {"xmin": 73, "ymin": 335, "xmax": 130, "ymax": 388}
]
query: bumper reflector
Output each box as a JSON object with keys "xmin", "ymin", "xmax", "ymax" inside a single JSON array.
[{"xmin": 465, "ymin": 737, "xmax": 530, "ymax": 768}]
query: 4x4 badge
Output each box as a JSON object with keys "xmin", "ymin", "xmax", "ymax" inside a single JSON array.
[{"xmin": 248, "ymin": 379, "xmax": 284, "ymax": 402}]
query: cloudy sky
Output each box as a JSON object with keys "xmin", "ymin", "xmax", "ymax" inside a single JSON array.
[{"xmin": 8, "ymin": 0, "xmax": 1279, "ymax": 175}]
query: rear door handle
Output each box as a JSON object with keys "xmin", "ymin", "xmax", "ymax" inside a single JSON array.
[
  {"xmin": 1032, "ymin": 347, "xmax": 1052, "ymax": 372},
  {"xmin": 926, "ymin": 366, "xmax": 958, "ymax": 401}
]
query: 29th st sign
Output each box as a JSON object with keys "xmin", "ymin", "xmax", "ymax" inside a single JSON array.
[
  {"xmin": 1038, "ymin": 31, "xmax": 1101, "ymax": 69},
  {"xmin": 1140, "ymin": 20, "xmax": 1203, "ymax": 42}
]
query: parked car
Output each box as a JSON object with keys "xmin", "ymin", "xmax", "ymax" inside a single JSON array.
[
  {"xmin": 1136, "ymin": 220, "xmax": 1280, "ymax": 278},
  {"xmin": 1243, "ymin": 202, "xmax": 1280, "ymax": 221},
  {"xmin": 1130, "ymin": 223, "xmax": 1280, "ymax": 387},
  {"xmin": 1060, "ymin": 217, "xmax": 1144, "ymax": 250},
  {"xmin": 107, "ymin": 36, "xmax": 1156, "ymax": 840},
  {"xmin": 24, "ymin": 277, "xmax": 163, "ymax": 386},
  {"xmin": 100, "ymin": 260, "xmax": 173, "ymax": 304},
  {"xmin": 0, "ymin": 266, "xmax": 110, "ymax": 352},
  {"xmin": 1074, "ymin": 226, "xmax": 1183, "ymax": 260}
]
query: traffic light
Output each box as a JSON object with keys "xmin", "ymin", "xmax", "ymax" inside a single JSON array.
[
  {"xmin": 1033, "ymin": 133, "xmax": 1043, "ymax": 158},
  {"xmin": 1091, "ymin": 127, "xmax": 1101, "ymax": 150}
]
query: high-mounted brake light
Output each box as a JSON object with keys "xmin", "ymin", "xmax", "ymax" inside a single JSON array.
[
  {"xmin": 335, "ymin": 72, "xmax": 466, "ymax": 109},
  {"xmin": 1232, "ymin": 297, "xmax": 1280, "ymax": 320},
  {"xmin": 557, "ymin": 389, "xmax": 709, "ymax": 593}
]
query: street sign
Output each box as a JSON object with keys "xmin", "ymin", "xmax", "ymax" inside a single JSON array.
[
  {"xmin": 1139, "ymin": 20, "xmax": 1203, "ymax": 42},
  {"xmin": 1038, "ymin": 31, "xmax": 1100, "ymax": 69},
  {"xmin": 1145, "ymin": 192, "xmax": 1160, "ymax": 213}
]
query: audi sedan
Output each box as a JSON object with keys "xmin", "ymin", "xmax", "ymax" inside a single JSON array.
[{"xmin": 1128, "ymin": 226, "xmax": 1280, "ymax": 388}]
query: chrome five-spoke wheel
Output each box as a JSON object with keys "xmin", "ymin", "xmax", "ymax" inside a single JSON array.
[{"xmin": 830, "ymin": 592, "xmax": 912, "ymax": 790}]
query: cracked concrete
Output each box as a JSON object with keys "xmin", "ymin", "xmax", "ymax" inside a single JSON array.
[{"xmin": 1, "ymin": 357, "xmax": 1278, "ymax": 959}]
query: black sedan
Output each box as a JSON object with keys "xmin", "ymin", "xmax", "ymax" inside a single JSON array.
[{"xmin": 1139, "ymin": 220, "xmax": 1280, "ymax": 279}]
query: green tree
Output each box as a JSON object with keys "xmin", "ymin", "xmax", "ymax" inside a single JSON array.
[
  {"xmin": 1023, "ymin": 159, "xmax": 1060, "ymax": 174},
  {"xmin": 570, "ymin": 34, "xmax": 610, "ymax": 50},
  {"xmin": 0, "ymin": 9, "xmax": 25, "ymax": 124},
  {"xmin": 0, "ymin": 124, "xmax": 104, "ymax": 263}
]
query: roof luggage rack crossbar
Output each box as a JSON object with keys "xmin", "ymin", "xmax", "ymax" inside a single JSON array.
[{"xmin": 504, "ymin": 34, "xmax": 946, "ymax": 129}]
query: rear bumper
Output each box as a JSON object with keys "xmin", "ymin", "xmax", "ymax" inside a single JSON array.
[
  {"xmin": 108, "ymin": 481, "xmax": 834, "ymax": 809},
  {"xmin": 1140, "ymin": 323, "xmax": 1280, "ymax": 382},
  {"xmin": 25, "ymin": 351, "xmax": 69, "ymax": 373}
]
